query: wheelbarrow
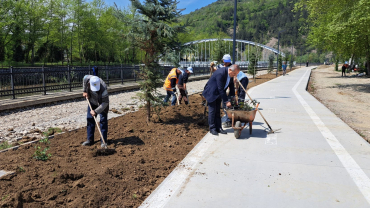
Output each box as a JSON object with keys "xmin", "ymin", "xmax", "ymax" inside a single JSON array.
[{"xmin": 225, "ymin": 103, "xmax": 259, "ymax": 139}]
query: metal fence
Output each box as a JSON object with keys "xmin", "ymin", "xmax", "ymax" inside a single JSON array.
[{"xmin": 0, "ymin": 64, "xmax": 269, "ymax": 99}]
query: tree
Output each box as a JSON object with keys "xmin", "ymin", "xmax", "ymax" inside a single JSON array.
[
  {"xmin": 268, "ymin": 53, "xmax": 274, "ymax": 73},
  {"xmin": 115, "ymin": 0, "xmax": 186, "ymax": 123},
  {"xmin": 289, "ymin": 54, "xmax": 294, "ymax": 70},
  {"xmin": 295, "ymin": 0, "xmax": 370, "ymax": 75},
  {"xmin": 212, "ymin": 36, "xmax": 226, "ymax": 63},
  {"xmin": 278, "ymin": 55, "xmax": 282, "ymax": 71},
  {"xmin": 247, "ymin": 52, "xmax": 257, "ymax": 79}
]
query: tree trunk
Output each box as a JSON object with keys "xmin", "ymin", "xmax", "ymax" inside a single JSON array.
[
  {"xmin": 146, "ymin": 100, "xmax": 151, "ymax": 123},
  {"xmin": 366, "ymin": 51, "xmax": 370, "ymax": 76},
  {"xmin": 366, "ymin": 36, "xmax": 370, "ymax": 76}
]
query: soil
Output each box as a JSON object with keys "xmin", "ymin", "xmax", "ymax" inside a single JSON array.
[
  {"xmin": 0, "ymin": 69, "xmax": 294, "ymax": 208},
  {"xmin": 308, "ymin": 65, "xmax": 370, "ymax": 141}
]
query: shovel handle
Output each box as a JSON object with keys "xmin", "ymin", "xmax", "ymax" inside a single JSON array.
[
  {"xmin": 86, "ymin": 98, "xmax": 106, "ymax": 145},
  {"xmin": 236, "ymin": 79, "xmax": 274, "ymax": 132}
]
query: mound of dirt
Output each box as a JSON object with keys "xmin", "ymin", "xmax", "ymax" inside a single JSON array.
[{"xmin": 0, "ymin": 70, "xmax": 293, "ymax": 208}]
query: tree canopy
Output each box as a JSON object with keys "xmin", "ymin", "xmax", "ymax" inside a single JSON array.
[{"xmin": 295, "ymin": 0, "xmax": 370, "ymax": 73}]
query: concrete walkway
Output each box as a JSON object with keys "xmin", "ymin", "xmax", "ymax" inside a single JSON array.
[{"xmin": 140, "ymin": 67, "xmax": 370, "ymax": 208}]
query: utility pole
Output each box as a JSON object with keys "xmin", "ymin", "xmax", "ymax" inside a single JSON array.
[{"xmin": 232, "ymin": 0, "xmax": 237, "ymax": 64}]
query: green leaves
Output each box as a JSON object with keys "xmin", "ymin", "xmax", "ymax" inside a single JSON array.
[{"xmin": 115, "ymin": 0, "xmax": 186, "ymax": 122}]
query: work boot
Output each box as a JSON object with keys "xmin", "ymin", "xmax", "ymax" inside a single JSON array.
[
  {"xmin": 82, "ymin": 141, "xmax": 93, "ymax": 146},
  {"xmin": 210, "ymin": 129, "xmax": 219, "ymax": 136},
  {"xmin": 217, "ymin": 128, "xmax": 227, "ymax": 134},
  {"xmin": 222, "ymin": 121, "xmax": 232, "ymax": 128}
]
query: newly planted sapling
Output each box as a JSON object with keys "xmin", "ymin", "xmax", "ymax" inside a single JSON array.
[{"xmin": 33, "ymin": 137, "xmax": 52, "ymax": 161}]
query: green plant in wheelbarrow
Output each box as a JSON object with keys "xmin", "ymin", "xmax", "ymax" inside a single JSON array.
[{"xmin": 225, "ymin": 99, "xmax": 260, "ymax": 139}]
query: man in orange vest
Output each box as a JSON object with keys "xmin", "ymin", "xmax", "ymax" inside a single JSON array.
[{"xmin": 163, "ymin": 68, "xmax": 182, "ymax": 106}]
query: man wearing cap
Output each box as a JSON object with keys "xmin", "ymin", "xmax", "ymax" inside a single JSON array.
[
  {"xmin": 202, "ymin": 64, "xmax": 240, "ymax": 136},
  {"xmin": 177, "ymin": 67, "xmax": 193, "ymax": 105},
  {"xmin": 220, "ymin": 54, "xmax": 233, "ymax": 128},
  {"xmin": 82, "ymin": 75, "xmax": 109, "ymax": 147},
  {"xmin": 163, "ymin": 68, "xmax": 182, "ymax": 106}
]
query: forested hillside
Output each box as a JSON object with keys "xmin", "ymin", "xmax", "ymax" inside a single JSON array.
[
  {"xmin": 181, "ymin": 0, "xmax": 309, "ymax": 49},
  {"xmin": 0, "ymin": 0, "xmax": 132, "ymax": 66}
]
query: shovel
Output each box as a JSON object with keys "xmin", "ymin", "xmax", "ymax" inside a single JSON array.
[
  {"xmin": 236, "ymin": 79, "xmax": 281, "ymax": 134},
  {"xmin": 86, "ymin": 98, "xmax": 116, "ymax": 155}
]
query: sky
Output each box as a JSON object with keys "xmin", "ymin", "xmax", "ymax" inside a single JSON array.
[{"xmin": 95, "ymin": 0, "xmax": 217, "ymax": 14}]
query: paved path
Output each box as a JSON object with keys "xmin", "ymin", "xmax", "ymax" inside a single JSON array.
[{"xmin": 140, "ymin": 67, "xmax": 370, "ymax": 208}]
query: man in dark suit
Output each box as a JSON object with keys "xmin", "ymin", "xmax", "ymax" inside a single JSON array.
[{"xmin": 202, "ymin": 65, "xmax": 240, "ymax": 135}]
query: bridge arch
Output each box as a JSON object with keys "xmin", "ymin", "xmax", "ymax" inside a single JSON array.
[{"xmin": 178, "ymin": 38, "xmax": 285, "ymax": 67}]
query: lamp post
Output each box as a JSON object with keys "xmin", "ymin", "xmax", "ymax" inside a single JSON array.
[
  {"xmin": 232, "ymin": 0, "xmax": 237, "ymax": 64},
  {"xmin": 276, "ymin": 30, "xmax": 285, "ymax": 77}
]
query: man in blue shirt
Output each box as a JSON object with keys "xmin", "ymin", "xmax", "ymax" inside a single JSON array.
[
  {"xmin": 177, "ymin": 67, "xmax": 193, "ymax": 105},
  {"xmin": 282, "ymin": 62, "xmax": 287, "ymax": 76}
]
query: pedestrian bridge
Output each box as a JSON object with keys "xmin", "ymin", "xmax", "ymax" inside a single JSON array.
[
  {"xmin": 177, "ymin": 38, "xmax": 284, "ymax": 67},
  {"xmin": 183, "ymin": 38, "xmax": 284, "ymax": 57}
]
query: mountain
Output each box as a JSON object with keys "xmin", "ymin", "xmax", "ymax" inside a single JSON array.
[{"xmin": 181, "ymin": 0, "xmax": 309, "ymax": 51}]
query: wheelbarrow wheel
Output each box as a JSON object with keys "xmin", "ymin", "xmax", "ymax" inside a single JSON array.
[{"xmin": 234, "ymin": 121, "xmax": 241, "ymax": 139}]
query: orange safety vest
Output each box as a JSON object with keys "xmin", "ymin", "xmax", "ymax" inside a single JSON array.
[{"xmin": 163, "ymin": 68, "xmax": 179, "ymax": 91}]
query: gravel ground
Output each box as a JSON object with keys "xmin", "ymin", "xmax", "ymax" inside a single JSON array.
[
  {"xmin": 0, "ymin": 70, "xmax": 268, "ymax": 144},
  {"xmin": 309, "ymin": 65, "xmax": 370, "ymax": 141}
]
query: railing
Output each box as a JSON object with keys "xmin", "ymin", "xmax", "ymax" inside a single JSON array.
[{"xmin": 0, "ymin": 64, "xmax": 268, "ymax": 99}]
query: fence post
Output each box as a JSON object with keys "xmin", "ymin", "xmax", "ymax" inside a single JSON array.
[
  {"xmin": 106, "ymin": 65, "xmax": 109, "ymax": 86},
  {"xmin": 121, "ymin": 64, "xmax": 123, "ymax": 85},
  {"xmin": 68, "ymin": 65, "xmax": 72, "ymax": 92},
  {"xmin": 42, "ymin": 65, "xmax": 46, "ymax": 95},
  {"xmin": 134, "ymin": 67, "xmax": 136, "ymax": 82},
  {"xmin": 10, "ymin": 66, "xmax": 15, "ymax": 99}
]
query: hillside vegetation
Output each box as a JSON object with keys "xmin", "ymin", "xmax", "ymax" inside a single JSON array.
[{"xmin": 181, "ymin": 0, "xmax": 309, "ymax": 51}]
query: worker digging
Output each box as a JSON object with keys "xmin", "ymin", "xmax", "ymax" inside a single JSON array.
[
  {"xmin": 82, "ymin": 75, "xmax": 110, "ymax": 148},
  {"xmin": 177, "ymin": 67, "xmax": 194, "ymax": 105},
  {"xmin": 163, "ymin": 67, "xmax": 182, "ymax": 106}
]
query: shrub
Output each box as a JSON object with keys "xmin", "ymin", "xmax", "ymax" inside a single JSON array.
[
  {"xmin": 33, "ymin": 138, "xmax": 51, "ymax": 161},
  {"xmin": 0, "ymin": 141, "xmax": 12, "ymax": 150}
]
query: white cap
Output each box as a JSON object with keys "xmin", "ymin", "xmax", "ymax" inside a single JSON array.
[
  {"xmin": 90, "ymin": 76, "xmax": 100, "ymax": 91},
  {"xmin": 223, "ymin": 54, "xmax": 231, "ymax": 63},
  {"xmin": 187, "ymin": 67, "xmax": 193, "ymax": 73}
]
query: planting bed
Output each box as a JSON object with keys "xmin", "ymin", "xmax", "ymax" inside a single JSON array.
[{"xmin": 0, "ymin": 70, "xmax": 294, "ymax": 208}]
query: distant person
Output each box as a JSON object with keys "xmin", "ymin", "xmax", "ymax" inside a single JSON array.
[
  {"xmin": 282, "ymin": 62, "xmax": 287, "ymax": 76},
  {"xmin": 306, "ymin": 61, "xmax": 309, "ymax": 67},
  {"xmin": 342, "ymin": 62, "xmax": 348, "ymax": 77},
  {"xmin": 177, "ymin": 67, "xmax": 193, "ymax": 105},
  {"xmin": 92, "ymin": 66, "xmax": 98, "ymax": 76}
]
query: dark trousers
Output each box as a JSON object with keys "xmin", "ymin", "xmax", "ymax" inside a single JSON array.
[
  {"xmin": 237, "ymin": 78, "xmax": 249, "ymax": 101},
  {"xmin": 87, "ymin": 105, "xmax": 108, "ymax": 143},
  {"xmin": 164, "ymin": 90, "xmax": 177, "ymax": 106},
  {"xmin": 342, "ymin": 68, "xmax": 346, "ymax": 76},
  {"xmin": 177, "ymin": 85, "xmax": 188, "ymax": 104},
  {"xmin": 208, "ymin": 98, "xmax": 222, "ymax": 131}
]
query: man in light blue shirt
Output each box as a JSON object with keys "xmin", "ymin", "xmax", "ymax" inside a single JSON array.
[{"xmin": 235, "ymin": 70, "xmax": 249, "ymax": 102}]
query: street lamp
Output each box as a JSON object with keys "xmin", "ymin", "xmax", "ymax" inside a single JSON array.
[
  {"xmin": 232, "ymin": 0, "xmax": 237, "ymax": 64},
  {"xmin": 276, "ymin": 30, "xmax": 285, "ymax": 77}
]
